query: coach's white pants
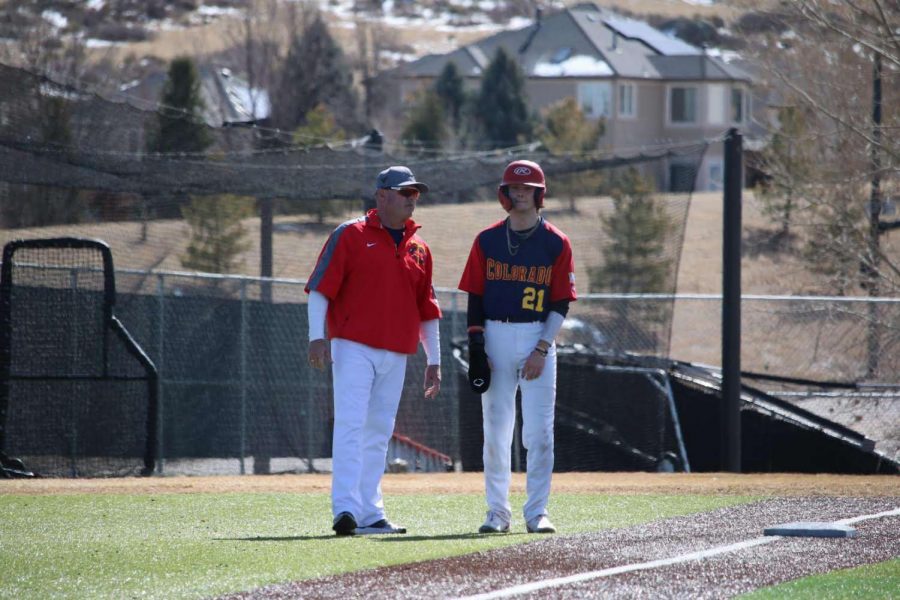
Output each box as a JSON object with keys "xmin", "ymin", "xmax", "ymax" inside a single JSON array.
[
  {"xmin": 482, "ymin": 320, "xmax": 556, "ymax": 523},
  {"xmin": 330, "ymin": 338, "xmax": 407, "ymax": 526}
]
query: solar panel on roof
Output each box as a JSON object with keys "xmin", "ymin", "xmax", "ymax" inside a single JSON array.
[
  {"xmin": 551, "ymin": 47, "xmax": 573, "ymax": 64},
  {"xmin": 603, "ymin": 15, "xmax": 700, "ymax": 56}
]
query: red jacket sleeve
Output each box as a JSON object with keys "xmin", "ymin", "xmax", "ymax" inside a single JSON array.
[
  {"xmin": 550, "ymin": 235, "xmax": 577, "ymax": 302},
  {"xmin": 457, "ymin": 236, "xmax": 485, "ymax": 295},
  {"xmin": 304, "ymin": 225, "xmax": 350, "ymax": 299}
]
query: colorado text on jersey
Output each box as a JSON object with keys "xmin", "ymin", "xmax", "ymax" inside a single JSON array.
[{"xmin": 485, "ymin": 259, "xmax": 552, "ymax": 285}]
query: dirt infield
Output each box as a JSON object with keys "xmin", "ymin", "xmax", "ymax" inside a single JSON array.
[
  {"xmin": 221, "ymin": 497, "xmax": 898, "ymax": 599},
  {"xmin": 3, "ymin": 471, "xmax": 899, "ymax": 497}
]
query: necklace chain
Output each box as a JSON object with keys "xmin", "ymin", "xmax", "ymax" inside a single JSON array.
[{"xmin": 506, "ymin": 217, "xmax": 541, "ymax": 256}]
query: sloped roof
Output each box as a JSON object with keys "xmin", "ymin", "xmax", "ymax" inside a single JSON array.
[
  {"xmin": 114, "ymin": 66, "xmax": 270, "ymax": 127},
  {"xmin": 394, "ymin": 2, "xmax": 751, "ymax": 83}
]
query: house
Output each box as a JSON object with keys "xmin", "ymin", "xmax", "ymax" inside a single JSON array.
[
  {"xmin": 114, "ymin": 65, "xmax": 271, "ymax": 152},
  {"xmin": 386, "ymin": 2, "xmax": 757, "ymax": 192}
]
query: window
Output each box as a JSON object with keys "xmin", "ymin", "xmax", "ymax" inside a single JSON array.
[
  {"xmin": 708, "ymin": 161, "xmax": 723, "ymax": 190},
  {"xmin": 731, "ymin": 87, "xmax": 744, "ymax": 123},
  {"xmin": 618, "ymin": 83, "xmax": 635, "ymax": 117},
  {"xmin": 577, "ymin": 82, "xmax": 612, "ymax": 118},
  {"xmin": 670, "ymin": 86, "xmax": 696, "ymax": 123},
  {"xmin": 708, "ymin": 84, "xmax": 727, "ymax": 124}
]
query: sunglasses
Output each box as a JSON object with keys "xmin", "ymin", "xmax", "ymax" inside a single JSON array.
[{"xmin": 397, "ymin": 188, "xmax": 420, "ymax": 199}]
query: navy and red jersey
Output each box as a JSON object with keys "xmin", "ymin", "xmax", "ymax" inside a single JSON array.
[
  {"xmin": 458, "ymin": 217, "xmax": 576, "ymax": 322},
  {"xmin": 305, "ymin": 209, "xmax": 442, "ymax": 354}
]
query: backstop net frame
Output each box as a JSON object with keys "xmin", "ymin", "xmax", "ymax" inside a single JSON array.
[{"xmin": 0, "ymin": 237, "xmax": 158, "ymax": 477}]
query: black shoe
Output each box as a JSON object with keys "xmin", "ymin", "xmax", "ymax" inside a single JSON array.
[
  {"xmin": 355, "ymin": 519, "xmax": 407, "ymax": 535},
  {"xmin": 332, "ymin": 511, "xmax": 357, "ymax": 536}
]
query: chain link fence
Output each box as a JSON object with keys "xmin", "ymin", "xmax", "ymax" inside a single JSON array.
[
  {"xmin": 4, "ymin": 262, "xmax": 898, "ymax": 473},
  {"xmin": 106, "ymin": 272, "xmax": 900, "ymax": 471}
]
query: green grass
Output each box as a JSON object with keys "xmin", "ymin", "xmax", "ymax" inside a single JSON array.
[
  {"xmin": 740, "ymin": 558, "xmax": 900, "ymax": 599},
  {"xmin": 0, "ymin": 492, "xmax": 752, "ymax": 599}
]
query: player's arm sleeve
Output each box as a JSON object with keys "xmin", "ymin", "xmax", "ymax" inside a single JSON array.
[
  {"xmin": 548, "ymin": 299, "xmax": 570, "ymax": 317},
  {"xmin": 419, "ymin": 319, "xmax": 441, "ymax": 366},
  {"xmin": 304, "ymin": 226, "xmax": 349, "ymax": 299},
  {"xmin": 540, "ymin": 310, "xmax": 566, "ymax": 345},
  {"xmin": 308, "ymin": 290, "xmax": 329, "ymax": 341},
  {"xmin": 549, "ymin": 236, "xmax": 577, "ymax": 302},
  {"xmin": 467, "ymin": 293, "xmax": 486, "ymax": 330},
  {"xmin": 458, "ymin": 237, "xmax": 486, "ymax": 295}
]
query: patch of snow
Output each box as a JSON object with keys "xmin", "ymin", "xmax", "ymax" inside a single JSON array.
[
  {"xmin": 87, "ymin": 0, "xmax": 106, "ymax": 10},
  {"xmin": 380, "ymin": 50, "xmax": 419, "ymax": 66},
  {"xmin": 41, "ymin": 10, "xmax": 68, "ymax": 29},
  {"xmin": 533, "ymin": 54, "xmax": 613, "ymax": 77},
  {"xmin": 704, "ymin": 47, "xmax": 742, "ymax": 63},
  {"xmin": 85, "ymin": 38, "xmax": 118, "ymax": 48},
  {"xmin": 144, "ymin": 18, "xmax": 185, "ymax": 32},
  {"xmin": 197, "ymin": 5, "xmax": 242, "ymax": 18}
]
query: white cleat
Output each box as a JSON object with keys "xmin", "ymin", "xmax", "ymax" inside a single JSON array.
[
  {"xmin": 526, "ymin": 515, "xmax": 557, "ymax": 534},
  {"xmin": 354, "ymin": 519, "xmax": 407, "ymax": 535},
  {"xmin": 478, "ymin": 511, "xmax": 510, "ymax": 534}
]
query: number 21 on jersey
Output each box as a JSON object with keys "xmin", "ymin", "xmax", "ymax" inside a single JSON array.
[{"xmin": 522, "ymin": 287, "xmax": 545, "ymax": 312}]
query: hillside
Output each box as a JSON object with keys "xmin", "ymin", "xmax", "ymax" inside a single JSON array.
[
  {"xmin": 1, "ymin": 0, "xmax": 766, "ymax": 91},
  {"xmin": 0, "ymin": 190, "xmax": 813, "ymax": 293}
]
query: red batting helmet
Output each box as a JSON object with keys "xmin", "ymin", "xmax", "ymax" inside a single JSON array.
[{"xmin": 498, "ymin": 160, "xmax": 546, "ymax": 211}]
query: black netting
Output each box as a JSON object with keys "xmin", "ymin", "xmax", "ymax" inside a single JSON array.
[
  {"xmin": 1, "ymin": 240, "xmax": 155, "ymax": 477},
  {"xmin": 0, "ymin": 66, "xmax": 724, "ymax": 473}
]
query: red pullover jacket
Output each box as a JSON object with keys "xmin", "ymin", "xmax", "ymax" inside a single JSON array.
[{"xmin": 305, "ymin": 209, "xmax": 442, "ymax": 355}]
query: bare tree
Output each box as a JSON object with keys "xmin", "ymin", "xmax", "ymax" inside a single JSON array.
[
  {"xmin": 746, "ymin": 0, "xmax": 899, "ymax": 296},
  {"xmin": 221, "ymin": 0, "xmax": 284, "ymax": 126},
  {"xmin": 743, "ymin": 0, "xmax": 899, "ymax": 378}
]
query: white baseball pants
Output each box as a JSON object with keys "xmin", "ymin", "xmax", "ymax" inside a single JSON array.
[
  {"xmin": 482, "ymin": 320, "xmax": 557, "ymax": 523},
  {"xmin": 330, "ymin": 338, "xmax": 407, "ymax": 526}
]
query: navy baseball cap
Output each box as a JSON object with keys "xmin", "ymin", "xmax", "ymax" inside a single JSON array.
[{"xmin": 375, "ymin": 166, "xmax": 429, "ymax": 193}]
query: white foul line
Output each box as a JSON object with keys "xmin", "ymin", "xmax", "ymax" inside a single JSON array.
[
  {"xmin": 455, "ymin": 506, "xmax": 900, "ymax": 600},
  {"xmin": 835, "ymin": 507, "xmax": 900, "ymax": 525}
]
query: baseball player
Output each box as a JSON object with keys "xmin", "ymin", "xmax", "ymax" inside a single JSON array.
[
  {"xmin": 458, "ymin": 160, "xmax": 576, "ymax": 535},
  {"xmin": 306, "ymin": 165, "xmax": 442, "ymax": 536}
]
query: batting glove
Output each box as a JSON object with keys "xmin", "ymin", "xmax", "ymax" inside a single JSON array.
[{"xmin": 467, "ymin": 331, "xmax": 491, "ymax": 394}]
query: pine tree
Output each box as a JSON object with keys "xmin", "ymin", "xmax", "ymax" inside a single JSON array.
[
  {"xmin": 538, "ymin": 97, "xmax": 605, "ymax": 212},
  {"xmin": 275, "ymin": 13, "xmax": 360, "ymax": 135},
  {"xmin": 589, "ymin": 168, "xmax": 674, "ymax": 349},
  {"xmin": 434, "ymin": 62, "xmax": 466, "ymax": 131},
  {"xmin": 180, "ymin": 195, "xmax": 254, "ymax": 274},
  {"xmin": 292, "ymin": 103, "xmax": 346, "ymax": 147},
  {"xmin": 757, "ymin": 104, "xmax": 813, "ymax": 240},
  {"xmin": 401, "ymin": 90, "xmax": 447, "ymax": 150},
  {"xmin": 289, "ymin": 104, "xmax": 353, "ymax": 223},
  {"xmin": 149, "ymin": 57, "xmax": 211, "ymax": 154},
  {"xmin": 475, "ymin": 48, "xmax": 531, "ymax": 148},
  {"xmin": 591, "ymin": 168, "xmax": 672, "ymax": 293}
]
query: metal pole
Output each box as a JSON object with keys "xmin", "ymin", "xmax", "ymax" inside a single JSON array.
[
  {"xmin": 449, "ymin": 292, "xmax": 461, "ymax": 471},
  {"xmin": 260, "ymin": 199, "xmax": 273, "ymax": 297},
  {"xmin": 722, "ymin": 128, "xmax": 742, "ymax": 472},
  {"xmin": 69, "ymin": 269, "xmax": 79, "ymax": 477},
  {"xmin": 155, "ymin": 273, "xmax": 165, "ymax": 475},
  {"xmin": 255, "ymin": 198, "xmax": 273, "ymax": 474},
  {"xmin": 239, "ymin": 279, "xmax": 247, "ymax": 475},
  {"xmin": 867, "ymin": 52, "xmax": 882, "ymax": 377}
]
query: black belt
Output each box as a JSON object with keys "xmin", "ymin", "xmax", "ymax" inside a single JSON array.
[{"xmin": 489, "ymin": 317, "xmax": 543, "ymax": 323}]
